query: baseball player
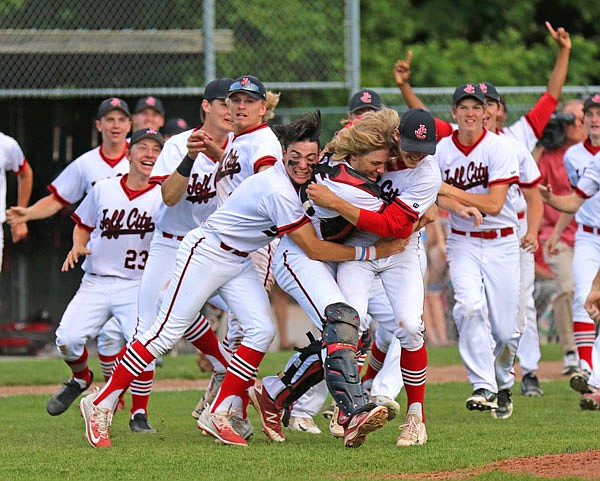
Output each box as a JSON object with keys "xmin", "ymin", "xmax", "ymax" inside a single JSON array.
[
  {"xmin": 347, "ymin": 89, "xmax": 383, "ymax": 120},
  {"xmin": 434, "ymin": 84, "xmax": 520, "ymax": 419},
  {"xmin": 132, "ymin": 96, "xmax": 166, "ymax": 132},
  {"xmin": 0, "ymin": 131, "xmax": 32, "ymax": 269},
  {"xmin": 45, "ymin": 128, "xmax": 163, "ymax": 420},
  {"xmin": 6, "ymin": 98, "xmax": 133, "ymax": 394},
  {"xmin": 162, "ymin": 117, "xmax": 189, "ymax": 140},
  {"xmin": 477, "ymin": 83, "xmax": 545, "ymax": 396},
  {"xmin": 394, "ymin": 21, "xmax": 570, "ymax": 150},
  {"xmin": 305, "ymin": 108, "xmax": 441, "ymax": 446},
  {"xmin": 251, "ymin": 109, "xmax": 428, "ymax": 446},
  {"xmin": 133, "ymin": 78, "xmax": 236, "ymax": 433},
  {"xmin": 540, "ymin": 94, "xmax": 600, "ymax": 406},
  {"xmin": 80, "ymin": 111, "xmax": 406, "ymax": 449}
]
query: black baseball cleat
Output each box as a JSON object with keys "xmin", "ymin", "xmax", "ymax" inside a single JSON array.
[
  {"xmin": 491, "ymin": 389, "xmax": 513, "ymax": 419},
  {"xmin": 521, "ymin": 372, "xmax": 544, "ymax": 397},
  {"xmin": 47, "ymin": 371, "xmax": 94, "ymax": 416},
  {"xmin": 466, "ymin": 388, "xmax": 498, "ymax": 411},
  {"xmin": 129, "ymin": 413, "xmax": 157, "ymax": 433}
]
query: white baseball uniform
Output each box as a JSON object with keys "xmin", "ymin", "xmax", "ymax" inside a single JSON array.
[
  {"xmin": 49, "ymin": 143, "xmax": 131, "ymax": 359},
  {"xmin": 0, "ymin": 132, "xmax": 27, "ymax": 270},
  {"xmin": 566, "ymin": 142, "xmax": 600, "ymax": 374},
  {"xmin": 214, "ymin": 122, "xmax": 282, "ymax": 348},
  {"xmin": 55, "ymin": 175, "xmax": 162, "ymax": 361},
  {"xmin": 435, "ymin": 130, "xmax": 520, "ymax": 392}
]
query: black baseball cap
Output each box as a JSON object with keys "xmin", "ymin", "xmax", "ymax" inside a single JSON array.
[
  {"xmin": 204, "ymin": 78, "xmax": 234, "ymax": 101},
  {"xmin": 97, "ymin": 97, "xmax": 130, "ymax": 119},
  {"xmin": 583, "ymin": 94, "xmax": 600, "ymax": 111},
  {"xmin": 228, "ymin": 75, "xmax": 266, "ymax": 100},
  {"xmin": 452, "ymin": 83, "xmax": 485, "ymax": 105},
  {"xmin": 349, "ymin": 89, "xmax": 383, "ymax": 113},
  {"xmin": 479, "ymin": 82, "xmax": 501, "ymax": 102},
  {"xmin": 134, "ymin": 96, "xmax": 165, "ymax": 116},
  {"xmin": 163, "ymin": 117, "xmax": 190, "ymax": 136},
  {"xmin": 399, "ymin": 109, "xmax": 437, "ymax": 155},
  {"xmin": 130, "ymin": 127, "xmax": 164, "ymax": 148}
]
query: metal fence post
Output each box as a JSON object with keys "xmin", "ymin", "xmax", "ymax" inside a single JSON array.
[
  {"xmin": 345, "ymin": 0, "xmax": 360, "ymax": 96},
  {"xmin": 203, "ymin": 0, "xmax": 216, "ymax": 84}
]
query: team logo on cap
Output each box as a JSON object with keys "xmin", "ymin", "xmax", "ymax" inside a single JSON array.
[
  {"xmin": 110, "ymin": 98, "xmax": 122, "ymax": 107},
  {"xmin": 479, "ymin": 83, "xmax": 488, "ymax": 94},
  {"xmin": 415, "ymin": 124, "xmax": 427, "ymax": 140},
  {"xmin": 145, "ymin": 96, "xmax": 156, "ymax": 106},
  {"xmin": 360, "ymin": 91, "xmax": 373, "ymax": 103},
  {"xmin": 177, "ymin": 119, "xmax": 187, "ymax": 128},
  {"xmin": 592, "ymin": 94, "xmax": 600, "ymax": 103},
  {"xmin": 464, "ymin": 84, "xmax": 476, "ymax": 94},
  {"xmin": 145, "ymin": 128, "xmax": 158, "ymax": 134},
  {"xmin": 241, "ymin": 77, "xmax": 250, "ymax": 86}
]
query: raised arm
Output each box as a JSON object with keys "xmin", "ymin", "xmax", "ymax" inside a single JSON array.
[
  {"xmin": 394, "ymin": 51, "xmax": 427, "ymax": 111},
  {"xmin": 545, "ymin": 21, "xmax": 571, "ymax": 101},
  {"xmin": 6, "ymin": 193, "xmax": 64, "ymax": 225}
]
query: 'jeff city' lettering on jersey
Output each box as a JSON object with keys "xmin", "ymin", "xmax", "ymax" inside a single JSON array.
[
  {"xmin": 187, "ymin": 172, "xmax": 216, "ymax": 204},
  {"xmin": 379, "ymin": 180, "xmax": 400, "ymax": 204},
  {"xmin": 215, "ymin": 149, "xmax": 241, "ymax": 183},
  {"xmin": 99, "ymin": 208, "xmax": 155, "ymax": 239},
  {"xmin": 444, "ymin": 161, "xmax": 489, "ymax": 190}
]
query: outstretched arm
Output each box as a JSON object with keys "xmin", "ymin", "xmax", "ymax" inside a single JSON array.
[
  {"xmin": 6, "ymin": 194, "xmax": 63, "ymax": 225},
  {"xmin": 394, "ymin": 51, "xmax": 427, "ymax": 110},
  {"xmin": 545, "ymin": 21, "xmax": 571, "ymax": 101},
  {"xmin": 538, "ymin": 184, "xmax": 584, "ymax": 214}
]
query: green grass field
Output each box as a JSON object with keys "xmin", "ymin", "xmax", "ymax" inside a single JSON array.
[{"xmin": 0, "ymin": 345, "xmax": 595, "ymax": 481}]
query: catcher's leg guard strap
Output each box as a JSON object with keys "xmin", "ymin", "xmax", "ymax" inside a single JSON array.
[{"xmin": 323, "ymin": 303, "xmax": 366, "ymax": 422}]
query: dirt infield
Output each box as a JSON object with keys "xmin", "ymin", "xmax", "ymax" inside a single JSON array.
[{"xmin": 0, "ymin": 360, "xmax": 567, "ymax": 397}]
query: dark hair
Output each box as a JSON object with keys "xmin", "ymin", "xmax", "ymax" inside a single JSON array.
[{"xmin": 272, "ymin": 110, "xmax": 321, "ymax": 149}]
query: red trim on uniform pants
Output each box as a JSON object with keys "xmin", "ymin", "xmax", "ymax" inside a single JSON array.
[
  {"xmin": 582, "ymin": 224, "xmax": 600, "ymax": 235},
  {"xmin": 451, "ymin": 227, "xmax": 514, "ymax": 239},
  {"xmin": 517, "ymin": 212, "xmax": 525, "ymax": 220},
  {"xmin": 162, "ymin": 231, "xmax": 184, "ymax": 241}
]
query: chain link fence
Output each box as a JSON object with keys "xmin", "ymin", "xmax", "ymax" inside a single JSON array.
[{"xmin": 0, "ymin": 0, "xmax": 349, "ymax": 97}]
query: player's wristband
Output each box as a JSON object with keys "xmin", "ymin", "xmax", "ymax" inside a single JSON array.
[
  {"xmin": 354, "ymin": 246, "xmax": 377, "ymax": 261},
  {"xmin": 176, "ymin": 154, "xmax": 195, "ymax": 177}
]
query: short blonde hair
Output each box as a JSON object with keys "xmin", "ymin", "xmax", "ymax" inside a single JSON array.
[{"xmin": 326, "ymin": 108, "xmax": 399, "ymax": 162}]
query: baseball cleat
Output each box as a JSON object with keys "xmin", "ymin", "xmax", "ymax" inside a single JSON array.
[
  {"xmin": 322, "ymin": 402, "xmax": 335, "ymax": 420},
  {"xmin": 466, "ymin": 388, "xmax": 498, "ymax": 411},
  {"xmin": 286, "ymin": 416, "xmax": 321, "ymax": 434},
  {"xmin": 343, "ymin": 405, "xmax": 388, "ymax": 448},
  {"xmin": 329, "ymin": 405, "xmax": 344, "ymax": 438},
  {"xmin": 397, "ymin": 414, "xmax": 427, "ymax": 447},
  {"xmin": 247, "ymin": 385, "xmax": 285, "ymax": 442},
  {"xmin": 370, "ymin": 395, "xmax": 401, "ymax": 421},
  {"xmin": 491, "ymin": 389, "xmax": 513, "ymax": 419},
  {"xmin": 192, "ymin": 371, "xmax": 225, "ymax": 419},
  {"xmin": 196, "ymin": 408, "xmax": 247, "ymax": 447},
  {"xmin": 47, "ymin": 371, "xmax": 94, "ymax": 416},
  {"xmin": 520, "ymin": 373, "xmax": 544, "ymax": 397},
  {"xmin": 570, "ymin": 371, "xmax": 593, "ymax": 394},
  {"xmin": 230, "ymin": 415, "xmax": 254, "ymax": 440},
  {"xmin": 129, "ymin": 413, "xmax": 156, "ymax": 433},
  {"xmin": 579, "ymin": 389, "xmax": 600, "ymax": 410},
  {"xmin": 80, "ymin": 389, "xmax": 112, "ymax": 448}
]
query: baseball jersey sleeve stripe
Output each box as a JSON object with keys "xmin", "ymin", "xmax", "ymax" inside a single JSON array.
[
  {"xmin": 489, "ymin": 175, "xmax": 519, "ymax": 187},
  {"xmin": 575, "ymin": 186, "xmax": 592, "ymax": 199},
  {"xmin": 519, "ymin": 175, "xmax": 544, "ymax": 188},
  {"xmin": 16, "ymin": 158, "xmax": 29, "ymax": 174},
  {"xmin": 149, "ymin": 175, "xmax": 169, "ymax": 185},
  {"xmin": 47, "ymin": 183, "xmax": 72, "ymax": 206},
  {"xmin": 253, "ymin": 155, "xmax": 278, "ymax": 173},
  {"xmin": 70, "ymin": 213, "xmax": 94, "ymax": 232},
  {"xmin": 278, "ymin": 215, "xmax": 311, "ymax": 236}
]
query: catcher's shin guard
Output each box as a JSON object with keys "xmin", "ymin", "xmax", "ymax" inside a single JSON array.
[
  {"xmin": 323, "ymin": 303, "xmax": 366, "ymax": 424},
  {"xmin": 274, "ymin": 332, "xmax": 324, "ymax": 410}
]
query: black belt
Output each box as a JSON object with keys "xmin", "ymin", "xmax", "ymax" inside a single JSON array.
[{"xmin": 162, "ymin": 231, "xmax": 184, "ymax": 241}]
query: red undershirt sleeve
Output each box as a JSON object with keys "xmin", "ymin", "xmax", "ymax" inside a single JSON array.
[{"xmin": 356, "ymin": 202, "xmax": 416, "ymax": 239}]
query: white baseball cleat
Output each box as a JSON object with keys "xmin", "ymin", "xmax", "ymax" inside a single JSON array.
[
  {"xmin": 397, "ymin": 413, "xmax": 427, "ymax": 446},
  {"xmin": 286, "ymin": 415, "xmax": 321, "ymax": 434}
]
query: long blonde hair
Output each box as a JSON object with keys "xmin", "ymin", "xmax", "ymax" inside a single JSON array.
[
  {"xmin": 326, "ymin": 107, "xmax": 399, "ymax": 162},
  {"xmin": 262, "ymin": 91, "xmax": 281, "ymax": 122}
]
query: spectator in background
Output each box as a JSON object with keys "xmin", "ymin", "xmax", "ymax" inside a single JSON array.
[
  {"xmin": 538, "ymin": 99, "xmax": 586, "ymax": 375},
  {"xmin": 162, "ymin": 117, "xmax": 189, "ymax": 140},
  {"xmin": 132, "ymin": 96, "xmax": 166, "ymax": 132},
  {"xmin": 0, "ymin": 132, "xmax": 33, "ymax": 270}
]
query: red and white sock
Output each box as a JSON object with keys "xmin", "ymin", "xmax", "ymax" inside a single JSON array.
[
  {"xmin": 130, "ymin": 369, "xmax": 154, "ymax": 416},
  {"xmin": 400, "ymin": 344, "xmax": 427, "ymax": 421},
  {"xmin": 184, "ymin": 315, "xmax": 231, "ymax": 371},
  {"xmin": 94, "ymin": 340, "xmax": 154, "ymax": 411},
  {"xmin": 362, "ymin": 340, "xmax": 386, "ymax": 386},
  {"xmin": 574, "ymin": 321, "xmax": 595, "ymax": 373},
  {"xmin": 66, "ymin": 346, "xmax": 92, "ymax": 388},
  {"xmin": 98, "ymin": 352, "xmax": 118, "ymax": 381},
  {"xmin": 210, "ymin": 344, "xmax": 264, "ymax": 417}
]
